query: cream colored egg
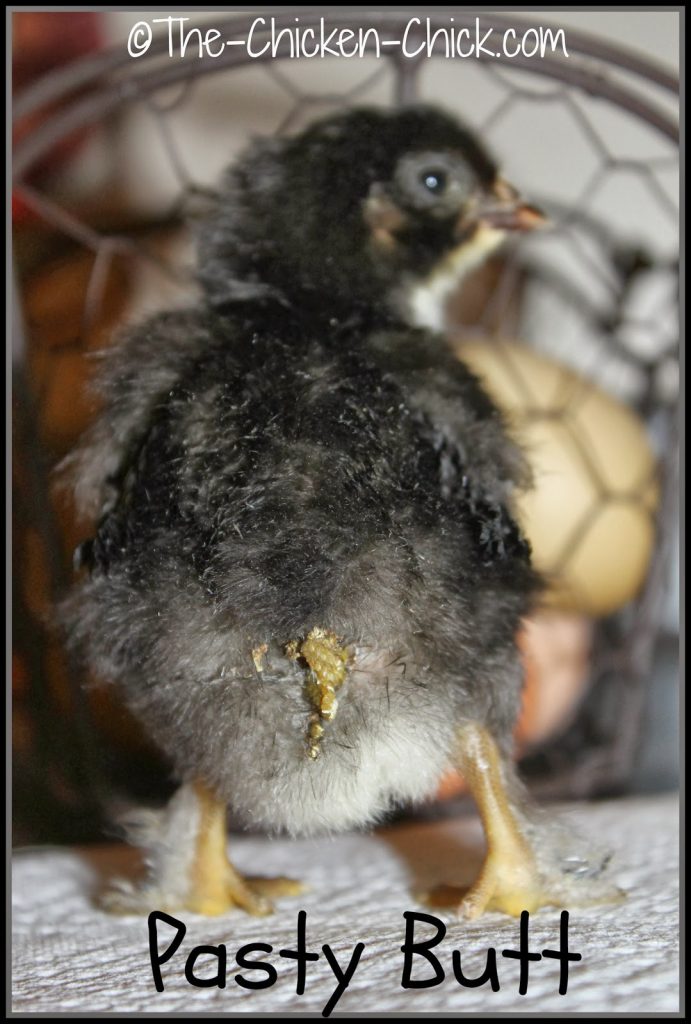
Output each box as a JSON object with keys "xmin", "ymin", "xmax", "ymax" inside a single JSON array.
[{"xmin": 454, "ymin": 337, "xmax": 659, "ymax": 617}]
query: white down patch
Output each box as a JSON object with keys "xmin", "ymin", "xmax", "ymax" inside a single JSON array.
[{"xmin": 405, "ymin": 226, "xmax": 506, "ymax": 332}]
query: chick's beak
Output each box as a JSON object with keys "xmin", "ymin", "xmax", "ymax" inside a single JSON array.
[{"xmin": 471, "ymin": 177, "xmax": 548, "ymax": 233}]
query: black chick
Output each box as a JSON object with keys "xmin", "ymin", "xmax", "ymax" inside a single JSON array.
[{"xmin": 62, "ymin": 105, "xmax": 611, "ymax": 918}]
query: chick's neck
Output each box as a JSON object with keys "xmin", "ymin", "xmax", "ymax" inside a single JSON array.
[{"xmin": 207, "ymin": 285, "xmax": 405, "ymax": 347}]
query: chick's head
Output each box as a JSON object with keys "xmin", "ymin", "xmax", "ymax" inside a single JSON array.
[{"xmin": 198, "ymin": 105, "xmax": 543, "ymax": 327}]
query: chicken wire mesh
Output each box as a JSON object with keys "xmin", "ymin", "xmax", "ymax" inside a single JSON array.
[{"xmin": 12, "ymin": 13, "xmax": 679, "ymax": 843}]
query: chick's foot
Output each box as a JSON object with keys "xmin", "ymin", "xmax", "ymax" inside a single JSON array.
[
  {"xmin": 185, "ymin": 781, "xmax": 304, "ymax": 916},
  {"xmin": 425, "ymin": 723, "xmax": 623, "ymax": 920},
  {"xmin": 101, "ymin": 781, "xmax": 304, "ymax": 917},
  {"xmin": 186, "ymin": 868, "xmax": 304, "ymax": 917}
]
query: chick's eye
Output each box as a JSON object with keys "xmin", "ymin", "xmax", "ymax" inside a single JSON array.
[
  {"xmin": 396, "ymin": 151, "xmax": 475, "ymax": 214},
  {"xmin": 421, "ymin": 169, "xmax": 448, "ymax": 195}
]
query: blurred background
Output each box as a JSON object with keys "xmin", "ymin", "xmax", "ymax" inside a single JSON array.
[{"xmin": 12, "ymin": 10, "xmax": 680, "ymax": 845}]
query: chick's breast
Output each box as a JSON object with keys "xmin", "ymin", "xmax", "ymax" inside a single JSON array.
[{"xmin": 68, "ymin": 309, "xmax": 534, "ymax": 836}]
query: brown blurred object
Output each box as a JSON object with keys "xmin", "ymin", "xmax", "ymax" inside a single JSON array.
[
  {"xmin": 13, "ymin": 218, "xmax": 201, "ymax": 832},
  {"xmin": 449, "ymin": 256, "xmax": 525, "ymax": 336},
  {"xmin": 13, "ymin": 12, "xmax": 102, "ymax": 86},
  {"xmin": 13, "ymin": 12, "xmax": 105, "ymax": 223},
  {"xmin": 23, "ymin": 249, "xmax": 130, "ymax": 455},
  {"xmin": 12, "ymin": 227, "xmax": 173, "ymax": 843},
  {"xmin": 516, "ymin": 613, "xmax": 594, "ymax": 748}
]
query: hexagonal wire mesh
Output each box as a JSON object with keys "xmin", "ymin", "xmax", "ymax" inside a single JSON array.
[{"xmin": 12, "ymin": 13, "xmax": 679, "ymax": 842}]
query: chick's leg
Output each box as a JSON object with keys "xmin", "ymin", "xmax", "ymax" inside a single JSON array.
[
  {"xmin": 186, "ymin": 781, "xmax": 304, "ymax": 916},
  {"xmin": 102, "ymin": 781, "xmax": 304, "ymax": 917},
  {"xmin": 439, "ymin": 723, "xmax": 621, "ymax": 919},
  {"xmin": 423, "ymin": 723, "xmax": 623, "ymax": 920},
  {"xmin": 453, "ymin": 723, "xmax": 546, "ymax": 919}
]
